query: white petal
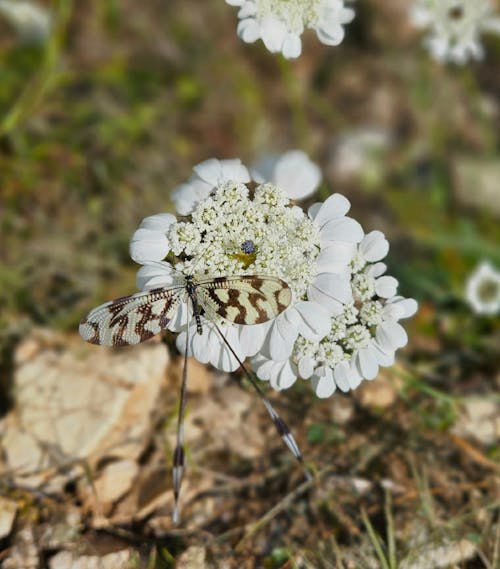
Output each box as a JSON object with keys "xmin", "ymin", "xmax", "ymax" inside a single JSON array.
[
  {"xmin": 193, "ymin": 158, "xmax": 224, "ymax": 186},
  {"xmin": 366, "ymin": 262, "xmax": 387, "ymax": 278},
  {"xmin": 320, "ymin": 217, "xmax": 364, "ymax": 245},
  {"xmin": 238, "ymin": 322, "xmax": 267, "ymax": 357},
  {"xmin": 316, "ymin": 22, "xmax": 345, "ymax": 46},
  {"xmin": 136, "ymin": 262, "xmax": 177, "ymax": 290},
  {"xmin": 139, "ymin": 213, "xmax": 176, "ymax": 233},
  {"xmin": 273, "ymin": 150, "xmax": 321, "ymax": 199},
  {"xmin": 359, "ymin": 231, "xmax": 389, "ymax": 262},
  {"xmin": 237, "ymin": 18, "xmax": 261, "ymax": 43},
  {"xmin": 266, "ymin": 313, "xmax": 299, "ymax": 360},
  {"xmin": 171, "ymin": 178, "xmax": 212, "ymax": 215},
  {"xmin": 275, "ymin": 360, "xmax": 297, "ymax": 390},
  {"xmin": 130, "ymin": 229, "xmax": 169, "ymax": 264},
  {"xmin": 311, "ymin": 367, "xmax": 336, "ymax": 398},
  {"xmin": 333, "ymin": 365, "xmax": 350, "ymax": 392},
  {"xmin": 334, "ymin": 360, "xmax": 363, "ymax": 389},
  {"xmin": 260, "ymin": 15, "xmax": 287, "ymax": 53},
  {"xmin": 376, "ymin": 321, "xmax": 408, "ymax": 351},
  {"xmin": 251, "ymin": 155, "xmax": 279, "ymax": 184},
  {"xmin": 226, "ymin": 0, "xmax": 245, "ymax": 5},
  {"xmin": 384, "ymin": 297, "xmax": 418, "ymax": 320},
  {"xmin": 334, "ymin": 360, "xmax": 361, "ymax": 391},
  {"xmin": 309, "ymin": 193, "xmax": 351, "ymax": 227},
  {"xmin": 282, "ymin": 33, "xmax": 302, "ymax": 59},
  {"xmin": 375, "ymin": 276, "xmax": 398, "ymax": 299},
  {"xmin": 308, "ymin": 273, "xmax": 352, "ymax": 314},
  {"xmin": 294, "ymin": 301, "xmax": 331, "ymax": 338},
  {"xmin": 315, "ymin": 242, "xmax": 357, "ymax": 273},
  {"xmin": 298, "ymin": 356, "xmax": 315, "ymax": 379},
  {"xmin": 251, "ymin": 354, "xmax": 274, "ymax": 381},
  {"xmin": 220, "ymin": 159, "xmax": 251, "ymax": 184},
  {"xmin": 372, "ymin": 343, "xmax": 395, "ymax": 367},
  {"xmin": 354, "ymin": 347, "xmax": 379, "ymax": 380}
]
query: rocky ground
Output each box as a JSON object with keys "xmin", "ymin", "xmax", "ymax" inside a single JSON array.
[{"xmin": 0, "ymin": 0, "xmax": 499, "ymax": 567}]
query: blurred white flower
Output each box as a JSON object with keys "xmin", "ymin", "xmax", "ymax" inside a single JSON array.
[
  {"xmin": 0, "ymin": 0, "xmax": 51, "ymax": 44},
  {"xmin": 465, "ymin": 261, "xmax": 500, "ymax": 315},
  {"xmin": 226, "ymin": 0, "xmax": 355, "ymax": 59},
  {"xmin": 252, "ymin": 231, "xmax": 418, "ymax": 397},
  {"xmin": 330, "ymin": 128, "xmax": 392, "ymax": 183},
  {"xmin": 410, "ymin": 0, "xmax": 500, "ymax": 64},
  {"xmin": 133, "ymin": 160, "xmax": 363, "ymax": 372},
  {"xmin": 252, "ymin": 150, "xmax": 322, "ymax": 200}
]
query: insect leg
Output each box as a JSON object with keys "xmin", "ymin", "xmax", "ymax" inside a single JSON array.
[{"xmin": 208, "ymin": 317, "xmax": 311, "ymax": 480}]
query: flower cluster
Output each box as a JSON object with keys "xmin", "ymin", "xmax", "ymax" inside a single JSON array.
[
  {"xmin": 410, "ymin": 0, "xmax": 500, "ymax": 64},
  {"xmin": 252, "ymin": 230, "xmax": 418, "ymax": 397},
  {"xmin": 226, "ymin": 0, "xmax": 355, "ymax": 59},
  {"xmin": 130, "ymin": 154, "xmax": 417, "ymax": 396}
]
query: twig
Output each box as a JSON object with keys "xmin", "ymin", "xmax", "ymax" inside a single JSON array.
[
  {"xmin": 449, "ymin": 434, "xmax": 500, "ymax": 472},
  {"xmin": 233, "ymin": 468, "xmax": 326, "ymax": 552}
]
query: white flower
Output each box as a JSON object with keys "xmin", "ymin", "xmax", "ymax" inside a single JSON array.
[
  {"xmin": 410, "ymin": 0, "xmax": 500, "ymax": 64},
  {"xmin": 465, "ymin": 261, "xmax": 500, "ymax": 315},
  {"xmin": 252, "ymin": 150, "xmax": 322, "ymax": 200},
  {"xmin": 171, "ymin": 158, "xmax": 251, "ymax": 216},
  {"xmin": 0, "ymin": 0, "xmax": 51, "ymax": 44},
  {"xmin": 251, "ymin": 230, "xmax": 418, "ymax": 398},
  {"xmin": 133, "ymin": 162, "xmax": 362, "ymax": 372},
  {"xmin": 226, "ymin": 0, "xmax": 355, "ymax": 59}
]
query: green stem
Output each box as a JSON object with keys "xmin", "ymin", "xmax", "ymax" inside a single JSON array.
[
  {"xmin": 1, "ymin": 0, "xmax": 73, "ymax": 136},
  {"xmin": 277, "ymin": 56, "xmax": 311, "ymax": 150}
]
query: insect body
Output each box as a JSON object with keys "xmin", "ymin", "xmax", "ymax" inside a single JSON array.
[{"xmin": 80, "ymin": 273, "xmax": 309, "ymax": 524}]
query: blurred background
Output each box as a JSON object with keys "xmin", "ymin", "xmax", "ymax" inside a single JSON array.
[{"xmin": 0, "ymin": 1, "xmax": 499, "ymax": 567}]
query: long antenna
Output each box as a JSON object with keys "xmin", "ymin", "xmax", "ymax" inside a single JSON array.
[
  {"xmin": 172, "ymin": 311, "xmax": 191, "ymax": 524},
  {"xmin": 208, "ymin": 316, "xmax": 311, "ymax": 481}
]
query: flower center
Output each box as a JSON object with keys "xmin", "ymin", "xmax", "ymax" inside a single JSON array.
[
  {"xmin": 170, "ymin": 181, "xmax": 321, "ymax": 300},
  {"xmin": 255, "ymin": 0, "xmax": 321, "ymax": 33},
  {"xmin": 477, "ymin": 279, "xmax": 499, "ymax": 303}
]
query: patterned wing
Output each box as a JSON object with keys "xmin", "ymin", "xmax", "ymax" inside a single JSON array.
[
  {"xmin": 79, "ymin": 286, "xmax": 184, "ymax": 346},
  {"xmin": 197, "ymin": 276, "xmax": 292, "ymax": 325}
]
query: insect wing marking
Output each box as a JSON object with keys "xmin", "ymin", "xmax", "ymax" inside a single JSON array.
[
  {"xmin": 198, "ymin": 276, "xmax": 292, "ymax": 325},
  {"xmin": 79, "ymin": 287, "xmax": 183, "ymax": 347}
]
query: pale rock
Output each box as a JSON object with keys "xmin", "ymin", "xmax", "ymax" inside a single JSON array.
[
  {"xmin": 0, "ymin": 332, "xmax": 168, "ymax": 484},
  {"xmin": 3, "ymin": 527, "xmax": 39, "ymax": 569},
  {"xmin": 94, "ymin": 459, "xmax": 138, "ymax": 505},
  {"xmin": 330, "ymin": 396, "xmax": 354, "ymax": 424},
  {"xmin": 39, "ymin": 506, "xmax": 81, "ymax": 549},
  {"xmin": 177, "ymin": 546, "xmax": 207, "ymax": 569},
  {"xmin": 183, "ymin": 356, "xmax": 212, "ymax": 395},
  {"xmin": 181, "ymin": 384, "xmax": 263, "ymax": 459},
  {"xmin": 356, "ymin": 375, "xmax": 397, "ymax": 409},
  {"xmin": 399, "ymin": 539, "xmax": 476, "ymax": 569},
  {"xmin": 452, "ymin": 397, "xmax": 500, "ymax": 446},
  {"xmin": 49, "ymin": 550, "xmax": 134, "ymax": 569},
  {"xmin": 0, "ymin": 497, "xmax": 17, "ymax": 539}
]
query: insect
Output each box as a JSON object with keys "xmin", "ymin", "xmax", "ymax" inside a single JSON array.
[{"xmin": 80, "ymin": 271, "xmax": 310, "ymax": 523}]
